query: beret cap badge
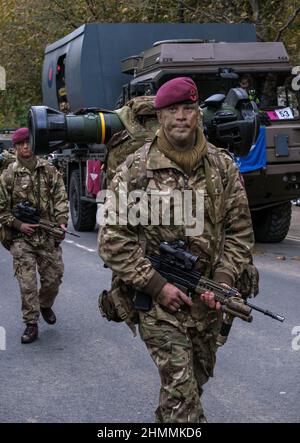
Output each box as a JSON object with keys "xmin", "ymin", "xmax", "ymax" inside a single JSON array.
[{"xmin": 155, "ymin": 77, "xmax": 199, "ymax": 109}]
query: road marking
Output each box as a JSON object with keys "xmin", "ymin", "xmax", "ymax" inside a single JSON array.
[
  {"xmin": 286, "ymin": 235, "xmax": 300, "ymax": 243},
  {"xmin": 64, "ymin": 239, "xmax": 97, "ymax": 253},
  {"xmin": 65, "ymin": 237, "xmax": 300, "ymax": 253}
]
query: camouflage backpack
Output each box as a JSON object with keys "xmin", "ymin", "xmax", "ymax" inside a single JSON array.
[
  {"xmin": 0, "ymin": 150, "xmax": 16, "ymax": 176},
  {"xmin": 103, "ymin": 96, "xmax": 159, "ymax": 188}
]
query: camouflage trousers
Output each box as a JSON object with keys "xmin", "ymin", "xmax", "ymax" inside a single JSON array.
[
  {"xmin": 139, "ymin": 308, "xmax": 219, "ymax": 423},
  {"xmin": 10, "ymin": 239, "xmax": 64, "ymax": 324}
]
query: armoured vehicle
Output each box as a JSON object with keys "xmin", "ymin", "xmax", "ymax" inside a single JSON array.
[
  {"xmin": 0, "ymin": 129, "xmax": 14, "ymax": 152},
  {"xmin": 29, "ymin": 23, "xmax": 300, "ymax": 242},
  {"xmin": 0, "ymin": 129, "xmax": 15, "ymax": 176}
]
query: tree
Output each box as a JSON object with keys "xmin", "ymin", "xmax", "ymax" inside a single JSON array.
[{"xmin": 0, "ymin": 0, "xmax": 299, "ymax": 127}]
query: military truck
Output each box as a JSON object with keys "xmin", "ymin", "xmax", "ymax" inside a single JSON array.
[
  {"xmin": 0, "ymin": 129, "xmax": 15, "ymax": 174},
  {"xmin": 0, "ymin": 129, "xmax": 14, "ymax": 151},
  {"xmin": 29, "ymin": 23, "xmax": 300, "ymax": 242}
]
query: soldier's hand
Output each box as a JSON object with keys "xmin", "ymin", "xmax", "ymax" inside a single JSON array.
[
  {"xmin": 158, "ymin": 283, "xmax": 193, "ymax": 312},
  {"xmin": 60, "ymin": 224, "xmax": 67, "ymax": 240},
  {"xmin": 20, "ymin": 223, "xmax": 39, "ymax": 235},
  {"xmin": 200, "ymin": 291, "xmax": 221, "ymax": 311}
]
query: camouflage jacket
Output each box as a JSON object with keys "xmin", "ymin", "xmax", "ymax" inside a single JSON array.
[
  {"xmin": 99, "ymin": 137, "xmax": 254, "ymax": 302},
  {"xmin": 0, "ymin": 156, "xmax": 68, "ymax": 246},
  {"xmin": 0, "ymin": 150, "xmax": 16, "ymax": 175}
]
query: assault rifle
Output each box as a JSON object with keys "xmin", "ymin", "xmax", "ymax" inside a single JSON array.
[
  {"xmin": 134, "ymin": 241, "xmax": 284, "ymax": 344},
  {"xmin": 12, "ymin": 201, "xmax": 79, "ymax": 240}
]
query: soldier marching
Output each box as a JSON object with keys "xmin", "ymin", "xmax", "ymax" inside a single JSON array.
[
  {"xmin": 98, "ymin": 77, "xmax": 255, "ymax": 422},
  {"xmin": 0, "ymin": 127, "xmax": 68, "ymax": 343}
]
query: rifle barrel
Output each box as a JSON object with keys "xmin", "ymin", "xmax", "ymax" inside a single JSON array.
[
  {"xmin": 65, "ymin": 230, "xmax": 80, "ymax": 238},
  {"xmin": 246, "ymin": 301, "xmax": 285, "ymax": 322}
]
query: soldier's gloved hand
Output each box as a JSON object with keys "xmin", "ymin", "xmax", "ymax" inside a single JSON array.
[
  {"xmin": 158, "ymin": 282, "xmax": 193, "ymax": 313},
  {"xmin": 200, "ymin": 291, "xmax": 221, "ymax": 311},
  {"xmin": 20, "ymin": 223, "xmax": 39, "ymax": 235}
]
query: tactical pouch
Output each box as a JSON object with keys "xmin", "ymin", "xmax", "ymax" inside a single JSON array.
[
  {"xmin": 99, "ymin": 288, "xmax": 129, "ymax": 322},
  {"xmin": 235, "ymin": 263, "xmax": 259, "ymax": 299},
  {"xmin": 98, "ymin": 280, "xmax": 139, "ymax": 333},
  {"xmin": 0, "ymin": 224, "xmax": 14, "ymax": 251}
]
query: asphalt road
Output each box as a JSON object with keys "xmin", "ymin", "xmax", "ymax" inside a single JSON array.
[{"xmin": 0, "ymin": 208, "xmax": 299, "ymax": 423}]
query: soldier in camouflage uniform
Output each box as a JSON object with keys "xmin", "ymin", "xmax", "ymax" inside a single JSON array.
[
  {"xmin": 0, "ymin": 128, "xmax": 68, "ymax": 343},
  {"xmin": 99, "ymin": 78, "xmax": 254, "ymax": 422},
  {"xmin": 0, "ymin": 149, "xmax": 16, "ymax": 175},
  {"xmin": 239, "ymin": 74, "xmax": 260, "ymax": 107}
]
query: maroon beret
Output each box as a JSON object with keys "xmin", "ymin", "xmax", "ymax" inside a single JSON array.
[
  {"xmin": 154, "ymin": 77, "xmax": 198, "ymax": 109},
  {"xmin": 12, "ymin": 127, "xmax": 29, "ymax": 145}
]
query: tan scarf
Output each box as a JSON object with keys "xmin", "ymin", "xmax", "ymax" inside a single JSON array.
[
  {"xmin": 17, "ymin": 154, "xmax": 37, "ymax": 172},
  {"xmin": 157, "ymin": 127, "xmax": 207, "ymax": 175}
]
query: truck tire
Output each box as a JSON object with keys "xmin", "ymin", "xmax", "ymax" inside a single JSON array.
[
  {"xmin": 69, "ymin": 170, "xmax": 96, "ymax": 231},
  {"xmin": 252, "ymin": 202, "xmax": 292, "ymax": 243}
]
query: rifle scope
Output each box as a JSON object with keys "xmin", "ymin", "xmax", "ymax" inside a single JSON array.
[{"xmin": 159, "ymin": 241, "xmax": 199, "ymax": 270}]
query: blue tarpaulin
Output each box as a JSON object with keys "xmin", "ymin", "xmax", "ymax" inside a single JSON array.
[{"xmin": 235, "ymin": 126, "xmax": 266, "ymax": 173}]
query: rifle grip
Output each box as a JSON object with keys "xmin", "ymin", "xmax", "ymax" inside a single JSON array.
[{"xmin": 222, "ymin": 305, "xmax": 253, "ymax": 322}]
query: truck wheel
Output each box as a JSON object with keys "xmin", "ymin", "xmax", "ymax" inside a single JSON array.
[
  {"xmin": 69, "ymin": 170, "xmax": 96, "ymax": 231},
  {"xmin": 252, "ymin": 202, "xmax": 292, "ymax": 243}
]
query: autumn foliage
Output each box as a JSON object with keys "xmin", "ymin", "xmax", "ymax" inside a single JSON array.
[{"xmin": 0, "ymin": 0, "xmax": 299, "ymax": 127}]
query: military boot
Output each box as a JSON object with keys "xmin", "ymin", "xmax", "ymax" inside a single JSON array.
[
  {"xmin": 21, "ymin": 324, "xmax": 38, "ymax": 344},
  {"xmin": 40, "ymin": 307, "xmax": 56, "ymax": 325}
]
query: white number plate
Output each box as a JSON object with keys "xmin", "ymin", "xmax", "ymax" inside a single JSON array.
[{"xmin": 274, "ymin": 107, "xmax": 294, "ymax": 119}]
